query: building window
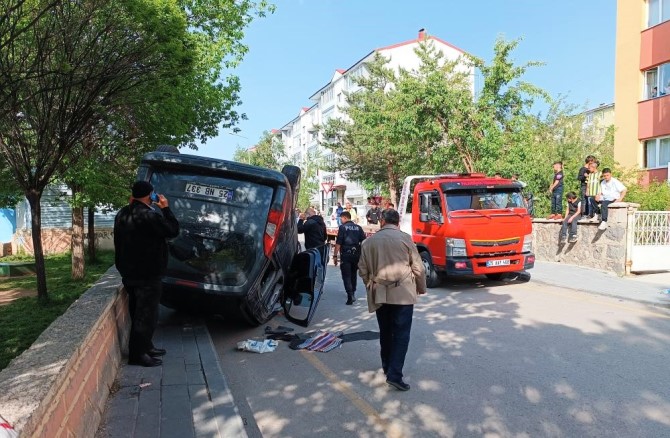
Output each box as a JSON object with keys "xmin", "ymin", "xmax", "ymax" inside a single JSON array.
[
  {"xmin": 643, "ymin": 63, "xmax": 670, "ymax": 99},
  {"xmin": 322, "ymin": 86, "xmax": 334, "ymax": 105},
  {"xmin": 645, "ymin": 136, "xmax": 670, "ymax": 169},
  {"xmin": 648, "ymin": 0, "xmax": 670, "ymax": 27}
]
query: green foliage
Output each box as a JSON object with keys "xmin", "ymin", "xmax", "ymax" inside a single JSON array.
[
  {"xmin": 0, "ymin": 250, "xmax": 115, "ymax": 371},
  {"xmin": 620, "ymin": 171, "xmax": 670, "ymax": 211},
  {"xmin": 233, "ymin": 131, "xmax": 286, "ymax": 169}
]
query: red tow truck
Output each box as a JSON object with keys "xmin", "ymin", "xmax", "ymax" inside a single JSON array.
[{"xmin": 397, "ymin": 173, "xmax": 535, "ymax": 287}]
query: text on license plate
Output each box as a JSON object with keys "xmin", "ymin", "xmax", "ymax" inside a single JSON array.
[
  {"xmin": 486, "ymin": 259, "xmax": 510, "ymax": 267},
  {"xmin": 185, "ymin": 183, "xmax": 233, "ymax": 201}
]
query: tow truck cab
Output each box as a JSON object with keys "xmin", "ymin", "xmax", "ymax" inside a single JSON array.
[{"xmin": 398, "ymin": 173, "xmax": 535, "ymax": 285}]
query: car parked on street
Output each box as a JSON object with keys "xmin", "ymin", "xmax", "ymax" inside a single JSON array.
[{"xmin": 136, "ymin": 150, "xmax": 325, "ymax": 326}]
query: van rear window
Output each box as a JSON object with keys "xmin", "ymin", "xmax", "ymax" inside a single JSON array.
[{"xmin": 150, "ymin": 170, "xmax": 274, "ymax": 286}]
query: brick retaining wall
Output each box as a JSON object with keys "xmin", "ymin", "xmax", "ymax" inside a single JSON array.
[{"xmin": 0, "ymin": 267, "xmax": 128, "ymax": 437}]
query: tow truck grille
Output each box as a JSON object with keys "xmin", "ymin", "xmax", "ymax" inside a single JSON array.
[{"xmin": 471, "ymin": 238, "xmax": 520, "ymax": 247}]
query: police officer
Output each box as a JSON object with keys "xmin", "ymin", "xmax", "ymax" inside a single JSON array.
[{"xmin": 333, "ymin": 211, "xmax": 367, "ymax": 305}]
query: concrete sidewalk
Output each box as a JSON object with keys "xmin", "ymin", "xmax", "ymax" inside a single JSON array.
[
  {"xmin": 96, "ymin": 311, "xmax": 246, "ymax": 438},
  {"xmin": 531, "ymin": 261, "xmax": 670, "ymax": 310}
]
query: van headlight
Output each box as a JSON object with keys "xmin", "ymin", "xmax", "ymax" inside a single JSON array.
[
  {"xmin": 446, "ymin": 238, "xmax": 467, "ymax": 257},
  {"xmin": 522, "ymin": 234, "xmax": 533, "ymax": 253}
]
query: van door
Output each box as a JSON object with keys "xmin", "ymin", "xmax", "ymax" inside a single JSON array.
[{"xmin": 282, "ymin": 244, "xmax": 330, "ymax": 327}]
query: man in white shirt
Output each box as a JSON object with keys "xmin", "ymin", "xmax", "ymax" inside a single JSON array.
[{"xmin": 595, "ymin": 168, "xmax": 627, "ymax": 230}]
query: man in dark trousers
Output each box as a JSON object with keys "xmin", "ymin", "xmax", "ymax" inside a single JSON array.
[
  {"xmin": 358, "ymin": 209, "xmax": 426, "ymax": 391},
  {"xmin": 333, "ymin": 211, "xmax": 366, "ymax": 305},
  {"xmin": 297, "ymin": 207, "xmax": 327, "ymax": 249},
  {"xmin": 114, "ymin": 181, "xmax": 180, "ymax": 367}
]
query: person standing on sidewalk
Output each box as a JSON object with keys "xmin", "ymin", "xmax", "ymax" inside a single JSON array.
[
  {"xmin": 333, "ymin": 211, "xmax": 366, "ymax": 305},
  {"xmin": 114, "ymin": 181, "xmax": 180, "ymax": 367},
  {"xmin": 297, "ymin": 207, "xmax": 327, "ymax": 249},
  {"xmin": 358, "ymin": 209, "xmax": 426, "ymax": 391},
  {"xmin": 596, "ymin": 168, "xmax": 627, "ymax": 230},
  {"xmin": 547, "ymin": 161, "xmax": 564, "ymax": 219}
]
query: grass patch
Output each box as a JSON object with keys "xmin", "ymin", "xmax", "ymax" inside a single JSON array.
[{"xmin": 0, "ymin": 251, "xmax": 115, "ymax": 371}]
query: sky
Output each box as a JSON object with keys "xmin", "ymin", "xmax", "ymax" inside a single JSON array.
[{"xmin": 193, "ymin": 0, "xmax": 617, "ymax": 161}]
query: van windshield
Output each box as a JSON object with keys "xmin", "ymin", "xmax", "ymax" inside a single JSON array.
[
  {"xmin": 446, "ymin": 188, "xmax": 525, "ymax": 211},
  {"xmin": 150, "ymin": 170, "xmax": 274, "ymax": 287}
]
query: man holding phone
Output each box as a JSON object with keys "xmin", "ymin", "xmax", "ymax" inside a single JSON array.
[{"xmin": 114, "ymin": 181, "xmax": 180, "ymax": 367}]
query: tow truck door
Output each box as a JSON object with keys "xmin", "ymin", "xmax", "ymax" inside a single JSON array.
[{"xmin": 414, "ymin": 191, "xmax": 445, "ymax": 265}]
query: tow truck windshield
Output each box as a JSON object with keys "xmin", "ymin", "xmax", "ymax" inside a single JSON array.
[{"xmin": 446, "ymin": 188, "xmax": 525, "ymax": 211}]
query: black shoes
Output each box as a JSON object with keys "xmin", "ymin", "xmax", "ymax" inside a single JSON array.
[
  {"xmin": 129, "ymin": 353, "xmax": 162, "ymax": 367},
  {"xmin": 345, "ymin": 293, "xmax": 356, "ymax": 305},
  {"xmin": 148, "ymin": 347, "xmax": 166, "ymax": 357},
  {"xmin": 386, "ymin": 379, "xmax": 410, "ymax": 391}
]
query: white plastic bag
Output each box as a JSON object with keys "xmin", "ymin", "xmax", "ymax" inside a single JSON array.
[{"xmin": 236, "ymin": 339, "xmax": 278, "ymax": 353}]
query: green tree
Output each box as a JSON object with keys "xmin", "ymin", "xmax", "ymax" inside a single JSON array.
[{"xmin": 233, "ymin": 131, "xmax": 286, "ymax": 169}]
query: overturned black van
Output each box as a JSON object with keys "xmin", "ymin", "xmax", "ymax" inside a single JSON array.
[{"xmin": 136, "ymin": 150, "xmax": 326, "ymax": 326}]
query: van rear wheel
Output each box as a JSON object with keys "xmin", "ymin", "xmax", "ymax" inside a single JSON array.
[{"xmin": 420, "ymin": 251, "xmax": 440, "ymax": 288}]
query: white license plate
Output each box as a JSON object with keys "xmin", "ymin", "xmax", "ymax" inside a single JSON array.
[
  {"xmin": 486, "ymin": 259, "xmax": 510, "ymax": 267},
  {"xmin": 185, "ymin": 183, "xmax": 233, "ymax": 201}
]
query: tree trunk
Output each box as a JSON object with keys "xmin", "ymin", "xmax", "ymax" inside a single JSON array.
[
  {"xmin": 387, "ymin": 162, "xmax": 398, "ymax": 206},
  {"xmin": 26, "ymin": 190, "xmax": 48, "ymax": 301},
  {"xmin": 71, "ymin": 185, "xmax": 85, "ymax": 280},
  {"xmin": 88, "ymin": 206, "xmax": 96, "ymax": 262}
]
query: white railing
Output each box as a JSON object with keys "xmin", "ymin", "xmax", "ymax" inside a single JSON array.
[{"xmin": 633, "ymin": 211, "xmax": 670, "ymax": 246}]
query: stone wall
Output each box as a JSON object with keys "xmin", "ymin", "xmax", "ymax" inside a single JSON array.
[
  {"xmin": 0, "ymin": 267, "xmax": 129, "ymax": 437},
  {"xmin": 532, "ymin": 203, "xmax": 638, "ymax": 276}
]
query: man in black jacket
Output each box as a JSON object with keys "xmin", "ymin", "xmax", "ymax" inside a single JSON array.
[
  {"xmin": 297, "ymin": 207, "xmax": 326, "ymax": 249},
  {"xmin": 333, "ymin": 211, "xmax": 366, "ymax": 305},
  {"xmin": 114, "ymin": 181, "xmax": 180, "ymax": 367}
]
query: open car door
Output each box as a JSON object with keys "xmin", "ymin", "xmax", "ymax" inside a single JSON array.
[{"xmin": 282, "ymin": 244, "xmax": 329, "ymax": 327}]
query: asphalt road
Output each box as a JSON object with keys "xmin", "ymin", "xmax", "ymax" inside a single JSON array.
[{"xmin": 207, "ymin": 268, "xmax": 670, "ymax": 438}]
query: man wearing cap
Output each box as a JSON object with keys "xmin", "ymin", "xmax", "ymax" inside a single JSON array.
[{"xmin": 114, "ymin": 181, "xmax": 180, "ymax": 367}]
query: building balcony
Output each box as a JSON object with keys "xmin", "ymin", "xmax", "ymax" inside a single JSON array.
[
  {"xmin": 640, "ymin": 20, "xmax": 670, "ymax": 70},
  {"xmin": 638, "ymin": 94, "xmax": 670, "ymax": 140}
]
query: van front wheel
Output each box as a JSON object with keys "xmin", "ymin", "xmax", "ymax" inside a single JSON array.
[{"xmin": 420, "ymin": 251, "xmax": 440, "ymax": 288}]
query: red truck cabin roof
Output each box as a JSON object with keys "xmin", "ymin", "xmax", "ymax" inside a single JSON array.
[{"xmin": 414, "ymin": 174, "xmax": 523, "ymax": 192}]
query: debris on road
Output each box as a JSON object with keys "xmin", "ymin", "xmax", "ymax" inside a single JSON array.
[{"xmin": 237, "ymin": 339, "xmax": 279, "ymax": 353}]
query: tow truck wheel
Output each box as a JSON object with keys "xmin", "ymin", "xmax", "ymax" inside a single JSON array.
[{"xmin": 420, "ymin": 251, "xmax": 439, "ymax": 288}]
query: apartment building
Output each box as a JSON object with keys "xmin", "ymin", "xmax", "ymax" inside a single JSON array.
[
  {"xmin": 614, "ymin": 0, "xmax": 670, "ymax": 183},
  {"xmin": 582, "ymin": 103, "xmax": 615, "ymax": 144},
  {"xmin": 279, "ymin": 29, "xmax": 473, "ymax": 211}
]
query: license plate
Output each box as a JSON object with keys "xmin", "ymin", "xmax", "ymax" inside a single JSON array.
[
  {"xmin": 185, "ymin": 182, "xmax": 233, "ymax": 201},
  {"xmin": 486, "ymin": 259, "xmax": 510, "ymax": 267}
]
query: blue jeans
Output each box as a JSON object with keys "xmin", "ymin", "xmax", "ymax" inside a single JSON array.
[
  {"xmin": 376, "ymin": 304, "xmax": 413, "ymax": 383},
  {"xmin": 551, "ymin": 188, "xmax": 563, "ymax": 215},
  {"xmin": 560, "ymin": 217, "xmax": 578, "ymax": 238}
]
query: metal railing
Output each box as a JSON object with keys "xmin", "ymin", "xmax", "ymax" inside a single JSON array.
[{"xmin": 633, "ymin": 211, "xmax": 670, "ymax": 246}]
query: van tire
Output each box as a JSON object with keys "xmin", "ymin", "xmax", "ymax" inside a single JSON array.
[
  {"xmin": 281, "ymin": 165, "xmax": 301, "ymax": 207},
  {"xmin": 420, "ymin": 251, "xmax": 440, "ymax": 288}
]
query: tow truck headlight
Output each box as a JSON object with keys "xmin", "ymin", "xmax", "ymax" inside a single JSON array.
[
  {"xmin": 446, "ymin": 238, "xmax": 467, "ymax": 257},
  {"xmin": 522, "ymin": 234, "xmax": 533, "ymax": 253}
]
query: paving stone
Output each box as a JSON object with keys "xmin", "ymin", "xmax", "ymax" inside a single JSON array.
[
  {"xmin": 100, "ymin": 386, "xmax": 138, "ymax": 438},
  {"xmin": 134, "ymin": 387, "xmax": 161, "ymax": 438},
  {"xmin": 189, "ymin": 385, "xmax": 221, "ymax": 437},
  {"xmin": 162, "ymin": 361, "xmax": 187, "ymax": 386},
  {"xmin": 160, "ymin": 385, "xmax": 195, "ymax": 438},
  {"xmin": 186, "ymin": 368, "xmax": 205, "ymax": 386}
]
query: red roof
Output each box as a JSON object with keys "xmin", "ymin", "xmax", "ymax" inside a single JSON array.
[
  {"xmin": 376, "ymin": 35, "xmax": 466, "ymax": 55},
  {"xmin": 336, "ymin": 69, "xmax": 346, "ymax": 74}
]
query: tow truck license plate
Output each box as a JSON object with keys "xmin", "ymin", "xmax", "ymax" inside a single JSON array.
[
  {"xmin": 185, "ymin": 183, "xmax": 233, "ymax": 201},
  {"xmin": 486, "ymin": 259, "xmax": 510, "ymax": 267}
]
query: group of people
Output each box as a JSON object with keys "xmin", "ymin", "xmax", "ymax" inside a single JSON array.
[
  {"xmin": 298, "ymin": 202, "xmax": 426, "ymax": 391},
  {"xmin": 550, "ymin": 156, "xmax": 628, "ymax": 243},
  {"xmin": 115, "ymin": 181, "xmax": 426, "ymax": 392}
]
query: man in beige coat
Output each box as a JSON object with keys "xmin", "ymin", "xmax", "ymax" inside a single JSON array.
[{"xmin": 358, "ymin": 209, "xmax": 426, "ymax": 391}]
